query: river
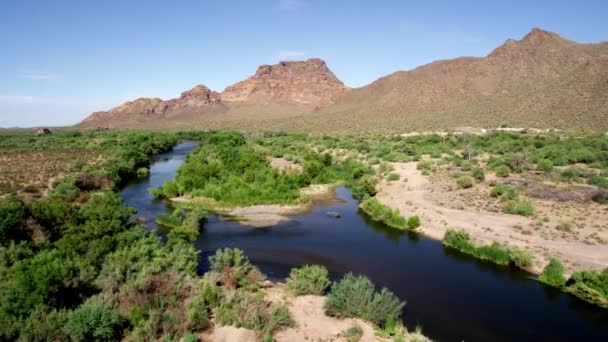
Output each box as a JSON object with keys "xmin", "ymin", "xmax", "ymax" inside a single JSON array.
[{"xmin": 120, "ymin": 142, "xmax": 608, "ymax": 341}]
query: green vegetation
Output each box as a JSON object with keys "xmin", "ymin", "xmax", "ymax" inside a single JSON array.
[
  {"xmin": 324, "ymin": 273, "xmax": 405, "ymax": 329},
  {"xmin": 456, "ymin": 176, "xmax": 474, "ymax": 189},
  {"xmin": 503, "ymin": 199, "xmax": 535, "ymax": 217},
  {"xmin": 537, "ymin": 159, "xmax": 554, "ymax": 172},
  {"xmin": 471, "ymin": 167, "xmax": 485, "ymax": 181},
  {"xmin": 343, "ymin": 324, "xmax": 363, "ymax": 342},
  {"xmin": 387, "ymin": 172, "xmax": 400, "ymax": 181},
  {"xmin": 494, "ymin": 165, "xmax": 511, "ymax": 178},
  {"xmin": 566, "ymin": 268, "xmax": 608, "ymax": 308},
  {"xmin": 406, "ymin": 215, "xmax": 421, "ymax": 229},
  {"xmin": 539, "ymin": 258, "xmax": 566, "ymax": 288},
  {"xmin": 443, "ymin": 229, "xmax": 533, "ymax": 269},
  {"xmin": 360, "ymin": 198, "xmax": 406, "ymax": 229},
  {"xmin": 286, "ymin": 265, "xmax": 331, "ymax": 295}
]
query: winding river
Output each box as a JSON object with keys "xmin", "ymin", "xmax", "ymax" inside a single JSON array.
[{"xmin": 120, "ymin": 142, "xmax": 608, "ymax": 341}]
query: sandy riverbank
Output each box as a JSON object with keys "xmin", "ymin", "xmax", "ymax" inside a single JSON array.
[{"xmin": 374, "ymin": 162, "xmax": 608, "ymax": 275}]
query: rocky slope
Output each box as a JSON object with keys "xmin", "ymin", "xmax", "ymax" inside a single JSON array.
[
  {"xmin": 79, "ymin": 28, "xmax": 608, "ymax": 132},
  {"xmin": 80, "ymin": 59, "xmax": 347, "ymax": 128}
]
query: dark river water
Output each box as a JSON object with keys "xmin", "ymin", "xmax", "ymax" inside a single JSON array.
[{"xmin": 120, "ymin": 142, "xmax": 608, "ymax": 341}]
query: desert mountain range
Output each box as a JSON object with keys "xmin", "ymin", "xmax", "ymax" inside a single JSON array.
[{"xmin": 80, "ymin": 28, "xmax": 608, "ymax": 133}]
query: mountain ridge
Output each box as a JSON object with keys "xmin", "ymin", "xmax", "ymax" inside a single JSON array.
[{"xmin": 79, "ymin": 28, "xmax": 608, "ymax": 132}]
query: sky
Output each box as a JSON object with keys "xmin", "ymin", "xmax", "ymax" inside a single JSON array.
[{"xmin": 1, "ymin": 0, "xmax": 607, "ymax": 127}]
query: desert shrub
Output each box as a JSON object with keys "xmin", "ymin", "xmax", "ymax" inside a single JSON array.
[
  {"xmin": 588, "ymin": 175, "xmax": 608, "ymax": 189},
  {"xmin": 286, "ymin": 265, "xmax": 331, "ymax": 295},
  {"xmin": 460, "ymin": 161, "xmax": 472, "ymax": 171},
  {"xmin": 18, "ymin": 308, "xmax": 66, "ymax": 342},
  {"xmin": 539, "ymin": 258, "xmax": 566, "ymax": 288},
  {"xmin": 490, "ymin": 184, "xmax": 518, "ymax": 201},
  {"xmin": 406, "ymin": 215, "xmax": 421, "ymax": 229},
  {"xmin": 343, "ymin": 324, "xmax": 363, "ymax": 342},
  {"xmin": 503, "ymin": 199, "xmax": 535, "ymax": 216},
  {"xmin": 471, "ymin": 167, "xmax": 485, "ymax": 181},
  {"xmin": 494, "ymin": 165, "xmax": 511, "ymax": 178},
  {"xmin": 387, "ymin": 173, "xmax": 400, "ymax": 181},
  {"xmin": 443, "ymin": 229, "xmax": 533, "ymax": 268},
  {"xmin": 416, "ymin": 160, "xmax": 433, "ymax": 171},
  {"xmin": 537, "ymin": 159, "xmax": 554, "ymax": 173},
  {"xmin": 63, "ymin": 303, "xmax": 125, "ymax": 341},
  {"xmin": 360, "ymin": 198, "xmax": 406, "ymax": 229},
  {"xmin": 209, "ymin": 248, "xmax": 265, "ymax": 290},
  {"xmin": 324, "ymin": 273, "xmax": 404, "ymax": 328},
  {"xmin": 183, "ymin": 331, "xmax": 197, "ymax": 342},
  {"xmin": 456, "ymin": 176, "xmax": 474, "ymax": 189},
  {"xmin": 214, "ymin": 290, "xmax": 294, "ymax": 334}
]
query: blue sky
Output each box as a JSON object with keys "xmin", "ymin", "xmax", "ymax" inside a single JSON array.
[{"xmin": 1, "ymin": 0, "xmax": 607, "ymax": 127}]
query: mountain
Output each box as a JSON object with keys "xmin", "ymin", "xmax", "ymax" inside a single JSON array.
[
  {"xmin": 80, "ymin": 59, "xmax": 347, "ymax": 128},
  {"xmin": 79, "ymin": 29, "xmax": 608, "ymax": 132}
]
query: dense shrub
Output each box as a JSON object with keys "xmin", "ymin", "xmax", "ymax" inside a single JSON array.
[
  {"xmin": 351, "ymin": 175, "xmax": 378, "ymax": 201},
  {"xmin": 565, "ymin": 268, "xmax": 608, "ymax": 308},
  {"xmin": 471, "ymin": 167, "xmax": 485, "ymax": 181},
  {"xmin": 0, "ymin": 195, "xmax": 26, "ymax": 242},
  {"xmin": 416, "ymin": 160, "xmax": 433, "ymax": 171},
  {"xmin": 456, "ymin": 176, "xmax": 474, "ymax": 189},
  {"xmin": 360, "ymin": 198, "xmax": 406, "ymax": 229},
  {"xmin": 503, "ymin": 199, "xmax": 535, "ymax": 216},
  {"xmin": 490, "ymin": 184, "xmax": 518, "ymax": 201},
  {"xmin": 536, "ymin": 159, "xmax": 554, "ymax": 173},
  {"xmin": 209, "ymin": 248, "xmax": 265, "ymax": 290},
  {"xmin": 588, "ymin": 175, "xmax": 608, "ymax": 189},
  {"xmin": 539, "ymin": 258, "xmax": 566, "ymax": 288},
  {"xmin": 443, "ymin": 229, "xmax": 533, "ymax": 268},
  {"xmin": 387, "ymin": 173, "xmax": 400, "ymax": 181},
  {"xmin": 406, "ymin": 215, "xmax": 421, "ymax": 229},
  {"xmin": 63, "ymin": 303, "xmax": 125, "ymax": 341},
  {"xmin": 286, "ymin": 265, "xmax": 331, "ymax": 295},
  {"xmin": 324, "ymin": 273, "xmax": 404, "ymax": 328},
  {"xmin": 494, "ymin": 165, "xmax": 511, "ymax": 178}
]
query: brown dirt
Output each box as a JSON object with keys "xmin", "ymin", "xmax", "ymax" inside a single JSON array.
[{"xmin": 375, "ymin": 162, "xmax": 608, "ymax": 274}]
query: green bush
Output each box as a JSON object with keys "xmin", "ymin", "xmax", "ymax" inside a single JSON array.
[
  {"xmin": 63, "ymin": 303, "xmax": 124, "ymax": 341},
  {"xmin": 136, "ymin": 167, "xmax": 149, "ymax": 178},
  {"xmin": 416, "ymin": 160, "xmax": 433, "ymax": 171},
  {"xmin": 471, "ymin": 167, "xmax": 485, "ymax": 181},
  {"xmin": 324, "ymin": 273, "xmax": 404, "ymax": 328},
  {"xmin": 536, "ymin": 159, "xmax": 554, "ymax": 173},
  {"xmin": 456, "ymin": 176, "xmax": 474, "ymax": 189},
  {"xmin": 503, "ymin": 199, "xmax": 535, "ymax": 216},
  {"xmin": 406, "ymin": 215, "xmax": 421, "ymax": 229},
  {"xmin": 495, "ymin": 165, "xmax": 511, "ymax": 178},
  {"xmin": 539, "ymin": 258, "xmax": 566, "ymax": 288},
  {"xmin": 0, "ymin": 196, "xmax": 26, "ymax": 242},
  {"xmin": 209, "ymin": 248, "xmax": 265, "ymax": 290},
  {"xmin": 286, "ymin": 265, "xmax": 331, "ymax": 295},
  {"xmin": 360, "ymin": 198, "xmax": 406, "ymax": 229},
  {"xmin": 443, "ymin": 229, "xmax": 533, "ymax": 268},
  {"xmin": 565, "ymin": 268, "xmax": 608, "ymax": 308},
  {"xmin": 588, "ymin": 175, "xmax": 608, "ymax": 189},
  {"xmin": 490, "ymin": 184, "xmax": 518, "ymax": 201},
  {"xmin": 351, "ymin": 175, "xmax": 378, "ymax": 201},
  {"xmin": 343, "ymin": 324, "xmax": 363, "ymax": 342},
  {"xmin": 387, "ymin": 173, "xmax": 400, "ymax": 181}
]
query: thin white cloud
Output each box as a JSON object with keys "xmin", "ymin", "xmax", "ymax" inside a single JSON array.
[
  {"xmin": 274, "ymin": 50, "xmax": 307, "ymax": 60},
  {"xmin": 0, "ymin": 95, "xmax": 34, "ymax": 104},
  {"xmin": 20, "ymin": 70, "xmax": 61, "ymax": 80},
  {"xmin": 279, "ymin": 0, "xmax": 306, "ymax": 11}
]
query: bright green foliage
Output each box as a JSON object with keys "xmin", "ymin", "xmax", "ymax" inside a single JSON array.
[
  {"xmin": 456, "ymin": 176, "xmax": 474, "ymax": 189},
  {"xmin": 406, "ymin": 215, "xmax": 421, "ymax": 229},
  {"xmin": 503, "ymin": 199, "xmax": 535, "ymax": 216},
  {"xmin": 324, "ymin": 273, "xmax": 404, "ymax": 328},
  {"xmin": 494, "ymin": 165, "xmax": 511, "ymax": 178},
  {"xmin": 443, "ymin": 229, "xmax": 533, "ymax": 268},
  {"xmin": 63, "ymin": 303, "xmax": 124, "ymax": 341},
  {"xmin": 470, "ymin": 167, "xmax": 485, "ymax": 181},
  {"xmin": 566, "ymin": 268, "xmax": 608, "ymax": 308},
  {"xmin": 0, "ymin": 195, "xmax": 26, "ymax": 242},
  {"xmin": 286, "ymin": 265, "xmax": 331, "ymax": 295},
  {"xmin": 351, "ymin": 175, "xmax": 378, "ymax": 201},
  {"xmin": 539, "ymin": 258, "xmax": 566, "ymax": 288},
  {"xmin": 536, "ymin": 159, "xmax": 554, "ymax": 172},
  {"xmin": 183, "ymin": 331, "xmax": 197, "ymax": 342},
  {"xmin": 359, "ymin": 198, "xmax": 406, "ymax": 229},
  {"xmin": 136, "ymin": 167, "xmax": 149, "ymax": 178},
  {"xmin": 588, "ymin": 175, "xmax": 608, "ymax": 189}
]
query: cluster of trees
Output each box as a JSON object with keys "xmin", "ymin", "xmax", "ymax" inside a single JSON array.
[{"xmin": 152, "ymin": 131, "xmax": 375, "ymax": 206}]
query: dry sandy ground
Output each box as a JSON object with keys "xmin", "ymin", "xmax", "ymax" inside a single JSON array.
[
  {"xmin": 375, "ymin": 162, "xmax": 608, "ymax": 274},
  {"xmin": 200, "ymin": 284, "xmax": 428, "ymax": 342},
  {"xmin": 269, "ymin": 157, "xmax": 303, "ymax": 173}
]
